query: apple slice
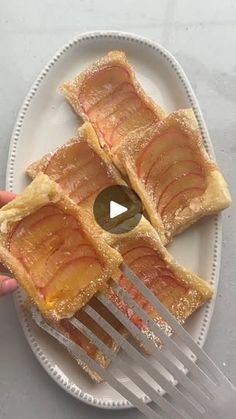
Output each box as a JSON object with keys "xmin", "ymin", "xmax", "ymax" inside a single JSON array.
[
  {"xmin": 122, "ymin": 244, "xmax": 168, "ymax": 282},
  {"xmin": 144, "ymin": 146, "xmax": 196, "ymax": 189},
  {"xmin": 9, "ymin": 212, "xmax": 75, "ymax": 269},
  {"xmin": 87, "ymin": 81, "xmax": 135, "ymax": 122},
  {"xmin": 62, "ymin": 156, "xmax": 114, "ymax": 204},
  {"xmin": 44, "ymin": 256, "xmax": 102, "ymax": 301},
  {"xmin": 8, "ymin": 205, "xmax": 61, "ymax": 249},
  {"xmin": 18, "ymin": 212, "xmax": 78, "ymax": 254},
  {"xmin": 136, "ymin": 129, "xmax": 189, "ymax": 180},
  {"xmin": 69, "ymin": 173, "xmax": 112, "ymax": 205},
  {"xmin": 97, "ymin": 93, "xmax": 142, "ymax": 131},
  {"xmin": 31, "ymin": 237, "xmax": 96, "ymax": 289},
  {"xmin": 8, "ymin": 205, "xmax": 86, "ymax": 277},
  {"xmin": 157, "ymin": 173, "xmax": 206, "ymax": 214},
  {"xmin": 60, "ymin": 157, "xmax": 100, "ymax": 193},
  {"xmin": 96, "ymin": 93, "xmax": 143, "ymax": 142},
  {"xmin": 43, "ymin": 139, "xmax": 115, "ymax": 206},
  {"xmin": 9, "ymin": 202, "xmax": 102, "ymax": 294},
  {"xmin": 128, "ymin": 254, "xmax": 166, "ymax": 273},
  {"xmin": 122, "ymin": 245, "xmax": 157, "ymax": 263},
  {"xmin": 110, "ymin": 106, "xmax": 156, "ymax": 148},
  {"xmin": 156, "ymin": 160, "xmax": 203, "ymax": 195},
  {"xmin": 107, "ymin": 248, "xmax": 184, "ymax": 331},
  {"xmin": 45, "ymin": 142, "xmax": 94, "ymax": 181},
  {"xmin": 161, "ymin": 187, "xmax": 205, "ymax": 222},
  {"xmin": 74, "ymin": 60, "xmax": 163, "ymax": 149},
  {"xmin": 109, "ymin": 241, "xmax": 181, "ymax": 330},
  {"xmin": 133, "ymin": 124, "xmax": 210, "ymax": 231},
  {"xmin": 79, "ymin": 65, "xmax": 131, "ymax": 112}
]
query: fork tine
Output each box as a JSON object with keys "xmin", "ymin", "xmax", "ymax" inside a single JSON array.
[
  {"xmin": 69, "ymin": 316, "xmax": 191, "ymax": 419},
  {"xmin": 100, "ymin": 280, "xmax": 217, "ymax": 394},
  {"xmin": 121, "ymin": 263, "xmax": 223, "ymax": 383},
  {"xmin": 81, "ymin": 305, "xmax": 204, "ymax": 418},
  {"xmin": 92, "ymin": 295, "xmax": 212, "ymax": 409},
  {"xmin": 31, "ymin": 307, "xmax": 161, "ymax": 419},
  {"xmin": 97, "ymin": 292, "xmax": 214, "ymax": 410}
]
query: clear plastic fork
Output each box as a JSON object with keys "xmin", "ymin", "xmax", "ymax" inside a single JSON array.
[{"xmin": 32, "ymin": 262, "xmax": 236, "ymax": 419}]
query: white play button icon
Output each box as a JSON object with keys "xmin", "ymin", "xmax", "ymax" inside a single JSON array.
[
  {"xmin": 110, "ymin": 201, "xmax": 127, "ymax": 219},
  {"xmin": 93, "ymin": 185, "xmax": 143, "ymax": 234}
]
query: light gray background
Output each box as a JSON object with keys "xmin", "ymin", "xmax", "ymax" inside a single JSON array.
[{"xmin": 0, "ymin": 1, "xmax": 235, "ymax": 418}]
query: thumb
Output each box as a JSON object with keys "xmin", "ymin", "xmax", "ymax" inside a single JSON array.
[{"xmin": 0, "ymin": 276, "xmax": 17, "ymax": 296}]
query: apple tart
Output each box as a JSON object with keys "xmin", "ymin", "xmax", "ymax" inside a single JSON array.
[
  {"xmin": 27, "ymin": 122, "xmax": 126, "ymax": 214},
  {"xmin": 104, "ymin": 217, "xmax": 213, "ymax": 341},
  {"xmin": 60, "ymin": 50, "xmax": 165, "ymax": 152},
  {"xmin": 0, "ymin": 174, "xmax": 122, "ymax": 320},
  {"xmin": 116, "ymin": 109, "xmax": 232, "ymax": 243}
]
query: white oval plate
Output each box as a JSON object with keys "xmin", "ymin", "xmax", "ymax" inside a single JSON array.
[{"xmin": 6, "ymin": 31, "xmax": 221, "ymax": 410}]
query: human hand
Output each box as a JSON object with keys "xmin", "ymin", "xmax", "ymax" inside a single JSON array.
[{"xmin": 0, "ymin": 191, "xmax": 17, "ymax": 296}]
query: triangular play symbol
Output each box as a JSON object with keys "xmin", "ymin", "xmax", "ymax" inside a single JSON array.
[{"xmin": 110, "ymin": 201, "xmax": 127, "ymax": 219}]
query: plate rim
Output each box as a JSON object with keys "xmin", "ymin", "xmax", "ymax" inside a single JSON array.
[{"xmin": 6, "ymin": 30, "xmax": 222, "ymax": 410}]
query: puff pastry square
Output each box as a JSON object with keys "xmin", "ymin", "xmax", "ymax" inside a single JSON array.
[
  {"xmin": 27, "ymin": 123, "xmax": 126, "ymax": 214},
  {"xmin": 0, "ymin": 174, "xmax": 122, "ymax": 320},
  {"xmin": 104, "ymin": 217, "xmax": 213, "ymax": 339},
  {"xmin": 60, "ymin": 50, "xmax": 165, "ymax": 152},
  {"xmin": 116, "ymin": 109, "xmax": 232, "ymax": 243}
]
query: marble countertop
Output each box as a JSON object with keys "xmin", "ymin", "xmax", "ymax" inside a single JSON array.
[{"xmin": 0, "ymin": 1, "xmax": 235, "ymax": 418}]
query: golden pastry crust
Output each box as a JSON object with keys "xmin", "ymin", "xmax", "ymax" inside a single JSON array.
[
  {"xmin": 0, "ymin": 174, "xmax": 122, "ymax": 320},
  {"xmin": 115, "ymin": 108, "xmax": 231, "ymax": 243},
  {"xmin": 60, "ymin": 50, "xmax": 165, "ymax": 158}
]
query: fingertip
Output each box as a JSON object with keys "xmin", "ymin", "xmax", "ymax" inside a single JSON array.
[
  {"xmin": 0, "ymin": 277, "xmax": 18, "ymax": 295},
  {"xmin": 0, "ymin": 191, "xmax": 16, "ymax": 207}
]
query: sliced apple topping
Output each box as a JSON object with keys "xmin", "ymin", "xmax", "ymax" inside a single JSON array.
[
  {"xmin": 79, "ymin": 65, "xmax": 131, "ymax": 112},
  {"xmin": 7, "ymin": 205, "xmax": 103, "ymax": 301},
  {"xmin": 44, "ymin": 256, "xmax": 102, "ymax": 302},
  {"xmin": 109, "ymin": 106, "xmax": 155, "ymax": 148},
  {"xmin": 87, "ymin": 81, "xmax": 134, "ymax": 122},
  {"xmin": 158, "ymin": 173, "xmax": 206, "ymax": 214},
  {"xmin": 77, "ymin": 64, "xmax": 157, "ymax": 148},
  {"xmin": 136, "ymin": 129, "xmax": 190, "ymax": 180},
  {"xmin": 44, "ymin": 140, "xmax": 115, "ymax": 205},
  {"xmin": 45, "ymin": 142, "xmax": 92, "ymax": 181},
  {"xmin": 157, "ymin": 160, "xmax": 203, "ymax": 194},
  {"xmin": 135, "ymin": 128, "xmax": 208, "ymax": 225},
  {"xmin": 96, "ymin": 94, "xmax": 143, "ymax": 142},
  {"xmin": 31, "ymin": 241, "xmax": 96, "ymax": 289},
  {"xmin": 106, "ymin": 240, "xmax": 186, "ymax": 330}
]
